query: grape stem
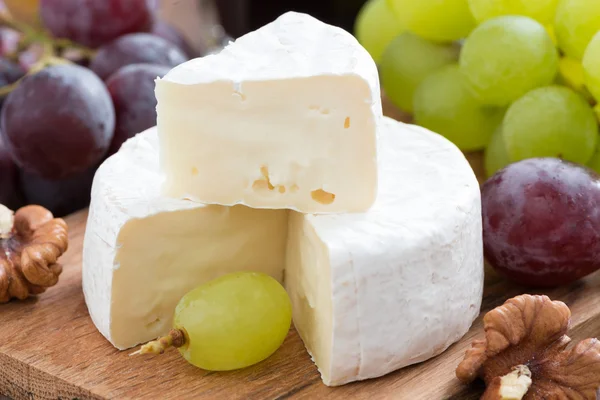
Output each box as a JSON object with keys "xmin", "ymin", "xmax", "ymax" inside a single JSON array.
[
  {"xmin": 0, "ymin": 41, "xmax": 65, "ymax": 97},
  {"xmin": 0, "ymin": 10, "xmax": 96, "ymax": 98},
  {"xmin": 129, "ymin": 329, "xmax": 187, "ymax": 356}
]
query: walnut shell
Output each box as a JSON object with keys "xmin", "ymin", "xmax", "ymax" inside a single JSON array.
[
  {"xmin": 457, "ymin": 294, "xmax": 600, "ymax": 399},
  {"xmin": 0, "ymin": 205, "xmax": 68, "ymax": 303}
]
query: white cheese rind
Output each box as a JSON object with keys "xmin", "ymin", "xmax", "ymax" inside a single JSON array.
[
  {"xmin": 82, "ymin": 129, "xmax": 288, "ymax": 350},
  {"xmin": 156, "ymin": 11, "xmax": 381, "ymax": 214},
  {"xmin": 285, "ymin": 117, "xmax": 484, "ymax": 386}
]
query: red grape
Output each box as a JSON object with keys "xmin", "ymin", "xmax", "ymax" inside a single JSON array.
[
  {"xmin": 0, "ymin": 58, "xmax": 24, "ymax": 108},
  {"xmin": 0, "ymin": 135, "xmax": 23, "ymax": 210},
  {"xmin": 20, "ymin": 165, "xmax": 96, "ymax": 217},
  {"xmin": 0, "ymin": 64, "xmax": 114, "ymax": 179},
  {"xmin": 0, "ymin": 58, "xmax": 24, "ymax": 86},
  {"xmin": 106, "ymin": 63, "xmax": 169, "ymax": 155},
  {"xmin": 151, "ymin": 20, "xmax": 200, "ymax": 59},
  {"xmin": 482, "ymin": 158, "xmax": 600, "ymax": 287},
  {"xmin": 90, "ymin": 33, "xmax": 187, "ymax": 80},
  {"xmin": 39, "ymin": 0, "xmax": 157, "ymax": 48}
]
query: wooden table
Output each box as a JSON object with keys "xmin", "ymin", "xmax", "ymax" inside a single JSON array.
[{"xmin": 2, "ymin": 170, "xmax": 600, "ymax": 399}]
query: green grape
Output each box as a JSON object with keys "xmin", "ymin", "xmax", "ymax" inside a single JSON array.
[
  {"xmin": 135, "ymin": 272, "xmax": 292, "ymax": 371},
  {"xmin": 354, "ymin": 0, "xmax": 404, "ymax": 63},
  {"xmin": 587, "ymin": 140, "xmax": 600, "ymax": 174},
  {"xmin": 387, "ymin": 0, "xmax": 475, "ymax": 42},
  {"xmin": 413, "ymin": 64, "xmax": 505, "ymax": 151},
  {"xmin": 583, "ymin": 31, "xmax": 600, "ymax": 102},
  {"xmin": 459, "ymin": 16, "xmax": 558, "ymax": 106},
  {"xmin": 380, "ymin": 32, "xmax": 459, "ymax": 112},
  {"xmin": 468, "ymin": 0, "xmax": 558, "ymax": 25},
  {"xmin": 503, "ymin": 86, "xmax": 598, "ymax": 164},
  {"xmin": 555, "ymin": 0, "xmax": 600, "ymax": 60},
  {"xmin": 484, "ymin": 126, "xmax": 512, "ymax": 177},
  {"xmin": 559, "ymin": 56, "xmax": 595, "ymax": 102},
  {"xmin": 559, "ymin": 56, "xmax": 585, "ymax": 90},
  {"xmin": 175, "ymin": 272, "xmax": 292, "ymax": 371}
]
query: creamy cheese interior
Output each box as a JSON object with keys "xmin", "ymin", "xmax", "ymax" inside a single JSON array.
[
  {"xmin": 157, "ymin": 75, "xmax": 377, "ymax": 214},
  {"xmin": 110, "ymin": 206, "xmax": 288, "ymax": 348}
]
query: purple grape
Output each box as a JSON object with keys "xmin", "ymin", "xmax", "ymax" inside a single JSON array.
[
  {"xmin": 151, "ymin": 20, "xmax": 200, "ymax": 59},
  {"xmin": 20, "ymin": 165, "xmax": 97, "ymax": 217},
  {"xmin": 482, "ymin": 158, "xmax": 600, "ymax": 287},
  {"xmin": 0, "ymin": 58, "xmax": 24, "ymax": 86},
  {"xmin": 40, "ymin": 0, "xmax": 157, "ymax": 48},
  {"xmin": 0, "ymin": 135, "xmax": 23, "ymax": 210},
  {"xmin": 90, "ymin": 33, "xmax": 187, "ymax": 80},
  {"xmin": 0, "ymin": 58, "xmax": 24, "ymax": 108},
  {"xmin": 0, "ymin": 64, "xmax": 115, "ymax": 179},
  {"xmin": 106, "ymin": 63, "xmax": 169, "ymax": 155}
]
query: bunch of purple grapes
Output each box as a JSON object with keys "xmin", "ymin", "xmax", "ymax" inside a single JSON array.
[{"xmin": 0, "ymin": 0, "xmax": 200, "ymax": 216}]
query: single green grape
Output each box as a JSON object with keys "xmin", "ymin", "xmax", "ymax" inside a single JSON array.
[
  {"xmin": 559, "ymin": 56, "xmax": 595, "ymax": 103},
  {"xmin": 558, "ymin": 56, "xmax": 586, "ymax": 90},
  {"xmin": 459, "ymin": 16, "xmax": 558, "ymax": 106},
  {"xmin": 413, "ymin": 64, "xmax": 505, "ymax": 151},
  {"xmin": 468, "ymin": 0, "xmax": 558, "ymax": 25},
  {"xmin": 484, "ymin": 126, "xmax": 512, "ymax": 177},
  {"xmin": 354, "ymin": 0, "xmax": 404, "ymax": 63},
  {"xmin": 503, "ymin": 86, "xmax": 598, "ymax": 164},
  {"xmin": 582, "ymin": 31, "xmax": 600, "ymax": 102},
  {"xmin": 587, "ymin": 140, "xmax": 600, "ymax": 174},
  {"xmin": 135, "ymin": 272, "xmax": 292, "ymax": 371},
  {"xmin": 380, "ymin": 32, "xmax": 459, "ymax": 113},
  {"xmin": 555, "ymin": 0, "xmax": 600, "ymax": 60},
  {"xmin": 175, "ymin": 272, "xmax": 292, "ymax": 371},
  {"xmin": 387, "ymin": 0, "xmax": 475, "ymax": 42}
]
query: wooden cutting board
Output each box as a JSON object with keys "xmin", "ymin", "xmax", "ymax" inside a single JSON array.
[
  {"xmin": 2, "ymin": 106, "xmax": 600, "ymax": 399},
  {"xmin": 2, "ymin": 210, "xmax": 600, "ymax": 400}
]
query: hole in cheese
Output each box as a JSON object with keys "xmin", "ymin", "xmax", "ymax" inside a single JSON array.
[
  {"xmin": 191, "ymin": 167, "xmax": 199, "ymax": 176},
  {"xmin": 290, "ymin": 184, "xmax": 299, "ymax": 193},
  {"xmin": 311, "ymin": 189, "xmax": 336, "ymax": 205},
  {"xmin": 344, "ymin": 117, "xmax": 350, "ymax": 129},
  {"xmin": 253, "ymin": 166, "xmax": 278, "ymax": 193},
  {"xmin": 278, "ymin": 186, "xmax": 286, "ymax": 193},
  {"xmin": 233, "ymin": 91, "xmax": 246, "ymax": 101},
  {"xmin": 308, "ymin": 106, "xmax": 330, "ymax": 115},
  {"xmin": 146, "ymin": 317, "xmax": 161, "ymax": 328}
]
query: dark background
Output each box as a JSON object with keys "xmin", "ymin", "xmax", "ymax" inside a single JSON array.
[{"xmin": 216, "ymin": 0, "xmax": 368, "ymax": 38}]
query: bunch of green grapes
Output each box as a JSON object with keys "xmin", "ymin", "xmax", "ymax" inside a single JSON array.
[{"xmin": 354, "ymin": 0, "xmax": 600, "ymax": 176}]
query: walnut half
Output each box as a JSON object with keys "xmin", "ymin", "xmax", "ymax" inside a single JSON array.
[
  {"xmin": 0, "ymin": 204, "xmax": 69, "ymax": 303},
  {"xmin": 456, "ymin": 294, "xmax": 600, "ymax": 400}
]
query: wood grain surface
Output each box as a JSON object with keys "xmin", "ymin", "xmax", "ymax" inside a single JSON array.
[
  {"xmin": 1, "ymin": 105, "xmax": 600, "ymax": 399},
  {"xmin": 2, "ymin": 209, "xmax": 600, "ymax": 400}
]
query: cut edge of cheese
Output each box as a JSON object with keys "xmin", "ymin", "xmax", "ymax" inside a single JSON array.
[
  {"xmin": 285, "ymin": 117, "xmax": 484, "ymax": 386},
  {"xmin": 155, "ymin": 11, "xmax": 381, "ymax": 214}
]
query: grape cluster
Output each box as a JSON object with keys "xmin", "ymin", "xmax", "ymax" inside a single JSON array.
[
  {"xmin": 355, "ymin": 0, "xmax": 600, "ymax": 176},
  {"xmin": 0, "ymin": 0, "xmax": 201, "ymax": 216}
]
